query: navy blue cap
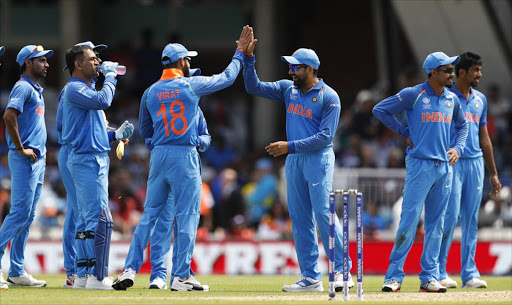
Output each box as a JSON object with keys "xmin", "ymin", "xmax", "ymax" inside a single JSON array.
[
  {"xmin": 63, "ymin": 41, "xmax": 108, "ymax": 70},
  {"xmin": 161, "ymin": 43, "xmax": 197, "ymax": 65},
  {"xmin": 423, "ymin": 52, "xmax": 460, "ymax": 74},
  {"xmin": 16, "ymin": 45, "xmax": 53, "ymax": 67},
  {"xmin": 281, "ymin": 48, "xmax": 320, "ymax": 69},
  {"xmin": 0, "ymin": 46, "xmax": 5, "ymax": 57}
]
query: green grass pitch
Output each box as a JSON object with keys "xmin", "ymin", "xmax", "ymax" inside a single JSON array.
[{"xmin": 1, "ymin": 274, "xmax": 511, "ymax": 304}]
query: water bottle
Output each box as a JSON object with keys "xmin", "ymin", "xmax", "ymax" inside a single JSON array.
[{"xmin": 98, "ymin": 64, "xmax": 126, "ymax": 76}]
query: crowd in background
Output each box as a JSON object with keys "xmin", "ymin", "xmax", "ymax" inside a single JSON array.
[{"xmin": 1, "ymin": 37, "xmax": 511, "ymax": 242}]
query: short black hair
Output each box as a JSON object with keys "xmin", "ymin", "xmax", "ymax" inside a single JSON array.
[
  {"xmin": 162, "ymin": 56, "xmax": 179, "ymax": 69},
  {"xmin": 20, "ymin": 59, "xmax": 34, "ymax": 73},
  {"xmin": 65, "ymin": 45, "xmax": 93, "ymax": 76},
  {"xmin": 455, "ymin": 52, "xmax": 482, "ymax": 77}
]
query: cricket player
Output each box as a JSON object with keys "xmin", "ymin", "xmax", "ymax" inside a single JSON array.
[
  {"xmin": 148, "ymin": 70, "xmax": 212, "ymax": 290},
  {"xmin": 58, "ymin": 41, "xmax": 108, "ymax": 289},
  {"xmin": 373, "ymin": 52, "xmax": 468, "ymax": 293},
  {"xmin": 0, "ymin": 45, "xmax": 53, "ymax": 288},
  {"xmin": 0, "ymin": 45, "xmax": 5, "ymax": 291},
  {"xmin": 438, "ymin": 52, "xmax": 501, "ymax": 289},
  {"xmin": 242, "ymin": 41, "xmax": 349, "ymax": 292},
  {"xmin": 61, "ymin": 44, "xmax": 133, "ymax": 290},
  {"xmin": 112, "ymin": 25, "xmax": 253, "ymax": 291}
]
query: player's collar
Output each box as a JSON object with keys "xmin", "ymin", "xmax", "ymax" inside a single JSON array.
[{"xmin": 160, "ymin": 68, "xmax": 184, "ymax": 80}]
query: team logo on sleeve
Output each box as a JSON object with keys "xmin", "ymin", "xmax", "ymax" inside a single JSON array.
[
  {"xmin": 311, "ymin": 96, "xmax": 319, "ymax": 103},
  {"xmin": 422, "ymin": 97, "xmax": 431, "ymax": 109}
]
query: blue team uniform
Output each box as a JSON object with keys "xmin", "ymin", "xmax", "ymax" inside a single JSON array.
[
  {"xmin": 243, "ymin": 55, "xmax": 344, "ymax": 281},
  {"xmin": 148, "ymin": 108, "xmax": 211, "ymax": 283},
  {"xmin": 373, "ymin": 81, "xmax": 468, "ymax": 284},
  {"xmin": 60, "ymin": 76, "xmax": 117, "ymax": 278},
  {"xmin": 439, "ymin": 86, "xmax": 487, "ymax": 283},
  {"xmin": 124, "ymin": 50, "xmax": 244, "ymax": 279},
  {"xmin": 0, "ymin": 76, "xmax": 47, "ymax": 277}
]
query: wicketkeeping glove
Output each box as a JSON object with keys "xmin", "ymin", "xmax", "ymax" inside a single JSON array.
[
  {"xmin": 115, "ymin": 120, "xmax": 134, "ymax": 140},
  {"xmin": 100, "ymin": 61, "xmax": 118, "ymax": 78}
]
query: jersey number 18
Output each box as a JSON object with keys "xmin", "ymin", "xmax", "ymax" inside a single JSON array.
[{"xmin": 158, "ymin": 101, "xmax": 187, "ymax": 136}]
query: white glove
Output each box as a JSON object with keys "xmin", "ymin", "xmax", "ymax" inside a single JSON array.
[
  {"xmin": 115, "ymin": 120, "xmax": 134, "ymax": 140},
  {"xmin": 100, "ymin": 61, "xmax": 118, "ymax": 78}
]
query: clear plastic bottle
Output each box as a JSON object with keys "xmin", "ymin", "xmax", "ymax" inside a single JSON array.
[{"xmin": 98, "ymin": 65, "xmax": 126, "ymax": 75}]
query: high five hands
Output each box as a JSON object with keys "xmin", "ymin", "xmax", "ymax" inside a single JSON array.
[{"xmin": 236, "ymin": 25, "xmax": 257, "ymax": 56}]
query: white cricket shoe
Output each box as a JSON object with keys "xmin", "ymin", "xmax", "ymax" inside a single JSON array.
[
  {"xmin": 419, "ymin": 279, "xmax": 447, "ymax": 292},
  {"xmin": 0, "ymin": 283, "xmax": 8, "ymax": 290},
  {"xmin": 440, "ymin": 277, "xmax": 458, "ymax": 288},
  {"xmin": 149, "ymin": 278, "xmax": 167, "ymax": 289},
  {"xmin": 85, "ymin": 275, "xmax": 114, "ymax": 290},
  {"xmin": 382, "ymin": 279, "xmax": 401, "ymax": 292},
  {"xmin": 334, "ymin": 271, "xmax": 355, "ymax": 292},
  {"xmin": 112, "ymin": 268, "xmax": 136, "ymax": 290},
  {"xmin": 282, "ymin": 276, "xmax": 323, "ymax": 292},
  {"xmin": 73, "ymin": 276, "xmax": 88, "ymax": 289},
  {"xmin": 0, "ymin": 271, "xmax": 7, "ymax": 285},
  {"xmin": 171, "ymin": 276, "xmax": 210, "ymax": 291},
  {"xmin": 462, "ymin": 278, "xmax": 487, "ymax": 289},
  {"xmin": 63, "ymin": 274, "xmax": 76, "ymax": 288},
  {"xmin": 7, "ymin": 273, "xmax": 46, "ymax": 287}
]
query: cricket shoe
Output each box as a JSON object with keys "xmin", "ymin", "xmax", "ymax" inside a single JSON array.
[
  {"xmin": 171, "ymin": 276, "xmax": 210, "ymax": 291},
  {"xmin": 334, "ymin": 271, "xmax": 355, "ymax": 292},
  {"xmin": 462, "ymin": 278, "xmax": 487, "ymax": 289},
  {"xmin": 85, "ymin": 275, "xmax": 114, "ymax": 290},
  {"xmin": 440, "ymin": 277, "xmax": 458, "ymax": 288},
  {"xmin": 112, "ymin": 268, "xmax": 136, "ymax": 290},
  {"xmin": 282, "ymin": 276, "xmax": 323, "ymax": 292},
  {"xmin": 63, "ymin": 274, "xmax": 76, "ymax": 288},
  {"xmin": 382, "ymin": 279, "xmax": 401, "ymax": 292},
  {"xmin": 73, "ymin": 276, "xmax": 87, "ymax": 289},
  {"xmin": 149, "ymin": 278, "xmax": 167, "ymax": 289},
  {"xmin": 7, "ymin": 273, "xmax": 46, "ymax": 287},
  {"xmin": 419, "ymin": 280, "xmax": 447, "ymax": 292},
  {"xmin": 0, "ymin": 283, "xmax": 8, "ymax": 290},
  {"xmin": 0, "ymin": 271, "xmax": 7, "ymax": 285}
]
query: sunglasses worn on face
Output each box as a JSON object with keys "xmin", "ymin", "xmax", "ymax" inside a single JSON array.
[
  {"xmin": 289, "ymin": 64, "xmax": 307, "ymax": 72},
  {"xmin": 437, "ymin": 67, "xmax": 455, "ymax": 74}
]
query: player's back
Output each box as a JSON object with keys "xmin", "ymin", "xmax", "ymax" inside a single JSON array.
[{"xmin": 145, "ymin": 77, "xmax": 200, "ymax": 147}]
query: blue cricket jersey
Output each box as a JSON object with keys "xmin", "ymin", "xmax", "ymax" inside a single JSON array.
[
  {"xmin": 243, "ymin": 56, "xmax": 341, "ymax": 154},
  {"xmin": 5, "ymin": 75, "xmax": 47, "ymax": 155},
  {"xmin": 448, "ymin": 86, "xmax": 486, "ymax": 159},
  {"xmin": 60, "ymin": 76, "xmax": 117, "ymax": 153},
  {"xmin": 373, "ymin": 81, "xmax": 468, "ymax": 161},
  {"xmin": 139, "ymin": 50, "xmax": 244, "ymax": 146}
]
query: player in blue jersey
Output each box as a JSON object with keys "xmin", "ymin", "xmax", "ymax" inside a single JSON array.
[
  {"xmin": 58, "ymin": 41, "xmax": 109, "ymax": 289},
  {"xmin": 438, "ymin": 52, "xmax": 501, "ymax": 289},
  {"xmin": 112, "ymin": 26, "xmax": 253, "ymax": 291},
  {"xmin": 0, "ymin": 45, "xmax": 5, "ymax": 291},
  {"xmin": 373, "ymin": 52, "xmax": 469, "ymax": 293},
  {"xmin": 60, "ymin": 44, "xmax": 133, "ymax": 290},
  {"xmin": 1, "ymin": 45, "xmax": 53, "ymax": 288},
  {"xmin": 242, "ymin": 40, "xmax": 347, "ymax": 292}
]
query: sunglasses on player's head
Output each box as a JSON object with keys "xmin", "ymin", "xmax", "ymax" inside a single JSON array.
[
  {"xmin": 289, "ymin": 64, "xmax": 308, "ymax": 72},
  {"xmin": 436, "ymin": 67, "xmax": 455, "ymax": 74}
]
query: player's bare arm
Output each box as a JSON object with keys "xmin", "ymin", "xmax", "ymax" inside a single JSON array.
[{"xmin": 480, "ymin": 125, "xmax": 501, "ymax": 198}]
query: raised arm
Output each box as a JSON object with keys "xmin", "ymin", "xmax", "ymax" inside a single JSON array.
[{"xmin": 66, "ymin": 77, "xmax": 117, "ymax": 110}]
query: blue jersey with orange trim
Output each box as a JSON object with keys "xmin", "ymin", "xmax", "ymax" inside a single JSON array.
[
  {"xmin": 5, "ymin": 75, "xmax": 47, "ymax": 155},
  {"xmin": 243, "ymin": 56, "xmax": 340, "ymax": 154},
  {"xmin": 373, "ymin": 80, "xmax": 468, "ymax": 161},
  {"xmin": 448, "ymin": 86, "xmax": 486, "ymax": 159},
  {"xmin": 60, "ymin": 76, "xmax": 117, "ymax": 153},
  {"xmin": 139, "ymin": 50, "xmax": 244, "ymax": 147}
]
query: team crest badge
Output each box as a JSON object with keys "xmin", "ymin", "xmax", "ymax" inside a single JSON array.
[
  {"xmin": 311, "ymin": 96, "xmax": 319, "ymax": 103},
  {"xmin": 474, "ymin": 101, "xmax": 480, "ymax": 109},
  {"xmin": 446, "ymin": 100, "xmax": 452, "ymax": 109}
]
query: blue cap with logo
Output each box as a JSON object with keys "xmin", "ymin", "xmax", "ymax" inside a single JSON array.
[
  {"xmin": 423, "ymin": 52, "xmax": 460, "ymax": 74},
  {"xmin": 189, "ymin": 68, "xmax": 201, "ymax": 76},
  {"xmin": 0, "ymin": 46, "xmax": 5, "ymax": 57},
  {"xmin": 281, "ymin": 48, "xmax": 320, "ymax": 70},
  {"xmin": 161, "ymin": 43, "xmax": 198, "ymax": 65},
  {"xmin": 16, "ymin": 45, "xmax": 53, "ymax": 67},
  {"xmin": 63, "ymin": 41, "xmax": 108, "ymax": 70}
]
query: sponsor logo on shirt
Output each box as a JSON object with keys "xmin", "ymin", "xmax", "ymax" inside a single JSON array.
[
  {"xmin": 396, "ymin": 93, "xmax": 402, "ymax": 101},
  {"xmin": 421, "ymin": 112, "xmax": 452, "ymax": 123},
  {"xmin": 422, "ymin": 97, "xmax": 431, "ymax": 109},
  {"xmin": 287, "ymin": 103, "xmax": 312, "ymax": 119},
  {"xmin": 10, "ymin": 98, "xmax": 19, "ymax": 103},
  {"xmin": 290, "ymin": 88, "xmax": 298, "ymax": 100}
]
